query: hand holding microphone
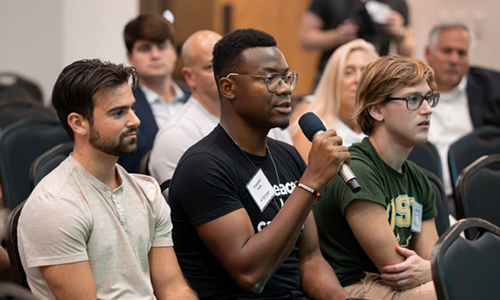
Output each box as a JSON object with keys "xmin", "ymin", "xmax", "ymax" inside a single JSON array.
[{"xmin": 299, "ymin": 112, "xmax": 361, "ymax": 193}]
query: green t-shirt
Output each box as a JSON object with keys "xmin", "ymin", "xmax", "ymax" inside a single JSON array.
[{"xmin": 313, "ymin": 138, "xmax": 437, "ymax": 287}]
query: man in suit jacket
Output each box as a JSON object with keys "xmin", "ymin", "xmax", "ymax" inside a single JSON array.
[
  {"xmin": 425, "ymin": 23, "xmax": 500, "ymax": 197},
  {"xmin": 120, "ymin": 14, "xmax": 189, "ymax": 173}
]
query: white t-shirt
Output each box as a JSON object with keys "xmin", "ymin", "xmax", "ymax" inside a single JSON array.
[
  {"xmin": 335, "ymin": 119, "xmax": 366, "ymax": 147},
  {"xmin": 18, "ymin": 155, "xmax": 173, "ymax": 300}
]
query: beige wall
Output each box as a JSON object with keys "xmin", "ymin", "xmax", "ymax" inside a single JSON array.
[{"xmin": 0, "ymin": 0, "xmax": 138, "ymax": 105}]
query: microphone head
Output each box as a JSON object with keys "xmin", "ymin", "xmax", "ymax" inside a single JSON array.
[{"xmin": 298, "ymin": 112, "xmax": 327, "ymax": 142}]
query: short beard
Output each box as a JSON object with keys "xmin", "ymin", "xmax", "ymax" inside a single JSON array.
[{"xmin": 89, "ymin": 126, "xmax": 139, "ymax": 157}]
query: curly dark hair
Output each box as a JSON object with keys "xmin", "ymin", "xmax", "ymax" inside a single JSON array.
[
  {"xmin": 52, "ymin": 59, "xmax": 138, "ymax": 139},
  {"xmin": 212, "ymin": 28, "xmax": 276, "ymax": 84}
]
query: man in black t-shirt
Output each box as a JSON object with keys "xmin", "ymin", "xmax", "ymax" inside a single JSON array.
[{"xmin": 169, "ymin": 29, "xmax": 352, "ymax": 300}]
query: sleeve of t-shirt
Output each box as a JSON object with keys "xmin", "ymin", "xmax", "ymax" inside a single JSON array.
[
  {"xmin": 309, "ymin": 0, "xmax": 328, "ymax": 22},
  {"xmin": 393, "ymin": 0, "xmax": 409, "ymax": 26},
  {"xmin": 152, "ymin": 186, "xmax": 174, "ymax": 247},
  {"xmin": 170, "ymin": 150, "xmax": 244, "ymax": 228},
  {"xmin": 19, "ymin": 195, "xmax": 91, "ymax": 268},
  {"xmin": 332, "ymin": 158, "xmax": 388, "ymax": 215}
]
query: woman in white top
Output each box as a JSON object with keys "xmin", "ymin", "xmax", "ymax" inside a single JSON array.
[{"xmin": 289, "ymin": 38, "xmax": 379, "ymax": 163}]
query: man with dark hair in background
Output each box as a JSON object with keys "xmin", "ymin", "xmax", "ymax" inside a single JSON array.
[
  {"xmin": 18, "ymin": 59, "xmax": 197, "ymax": 300},
  {"xmin": 425, "ymin": 23, "xmax": 500, "ymax": 200},
  {"xmin": 120, "ymin": 14, "xmax": 189, "ymax": 173},
  {"xmin": 168, "ymin": 28, "xmax": 352, "ymax": 300}
]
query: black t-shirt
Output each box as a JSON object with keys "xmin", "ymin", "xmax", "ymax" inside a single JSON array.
[
  {"xmin": 169, "ymin": 125, "xmax": 308, "ymax": 300},
  {"xmin": 309, "ymin": 0, "xmax": 409, "ymax": 72}
]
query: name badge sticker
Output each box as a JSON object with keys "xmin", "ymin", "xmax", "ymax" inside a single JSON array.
[
  {"xmin": 246, "ymin": 168, "xmax": 275, "ymax": 212},
  {"xmin": 411, "ymin": 202, "xmax": 423, "ymax": 233}
]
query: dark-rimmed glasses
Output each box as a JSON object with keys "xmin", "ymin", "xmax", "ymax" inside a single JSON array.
[
  {"xmin": 384, "ymin": 93, "xmax": 440, "ymax": 111},
  {"xmin": 226, "ymin": 71, "xmax": 298, "ymax": 93}
]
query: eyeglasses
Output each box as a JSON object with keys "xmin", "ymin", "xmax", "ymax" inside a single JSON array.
[
  {"xmin": 226, "ymin": 71, "xmax": 298, "ymax": 93},
  {"xmin": 384, "ymin": 93, "xmax": 440, "ymax": 111}
]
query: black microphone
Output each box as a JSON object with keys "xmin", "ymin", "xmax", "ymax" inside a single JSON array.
[{"xmin": 298, "ymin": 112, "xmax": 361, "ymax": 193}]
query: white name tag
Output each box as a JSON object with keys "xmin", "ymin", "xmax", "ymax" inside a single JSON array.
[
  {"xmin": 246, "ymin": 168, "xmax": 275, "ymax": 212},
  {"xmin": 411, "ymin": 202, "xmax": 423, "ymax": 233}
]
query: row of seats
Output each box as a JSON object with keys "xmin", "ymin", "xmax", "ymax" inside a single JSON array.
[
  {"xmin": 408, "ymin": 125, "xmax": 500, "ymax": 192},
  {"xmin": 7, "ymin": 201, "xmax": 500, "ymax": 300}
]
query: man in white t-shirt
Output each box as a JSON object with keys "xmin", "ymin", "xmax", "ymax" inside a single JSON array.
[
  {"xmin": 18, "ymin": 59, "xmax": 197, "ymax": 300},
  {"xmin": 149, "ymin": 30, "xmax": 293, "ymax": 185}
]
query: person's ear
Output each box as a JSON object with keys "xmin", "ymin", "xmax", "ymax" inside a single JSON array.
[
  {"xmin": 126, "ymin": 51, "xmax": 133, "ymax": 65},
  {"xmin": 369, "ymin": 104, "xmax": 384, "ymax": 122},
  {"xmin": 424, "ymin": 45, "xmax": 432, "ymax": 62},
  {"xmin": 67, "ymin": 112, "xmax": 89, "ymax": 137},
  {"xmin": 182, "ymin": 67, "xmax": 195, "ymax": 90},
  {"xmin": 219, "ymin": 77, "xmax": 236, "ymax": 100}
]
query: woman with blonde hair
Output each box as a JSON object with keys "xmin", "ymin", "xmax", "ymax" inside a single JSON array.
[{"xmin": 289, "ymin": 38, "xmax": 378, "ymax": 163}]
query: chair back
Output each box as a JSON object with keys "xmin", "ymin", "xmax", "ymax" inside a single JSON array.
[
  {"xmin": 431, "ymin": 217, "xmax": 500, "ymax": 300},
  {"xmin": 408, "ymin": 141, "xmax": 443, "ymax": 182},
  {"xmin": 0, "ymin": 100, "xmax": 56, "ymax": 129},
  {"xmin": 5, "ymin": 201, "xmax": 28, "ymax": 289},
  {"xmin": 0, "ymin": 118, "xmax": 71, "ymax": 210},
  {"xmin": 420, "ymin": 168, "xmax": 449, "ymax": 236},
  {"xmin": 454, "ymin": 154, "xmax": 500, "ymax": 238},
  {"xmin": 0, "ymin": 72, "xmax": 43, "ymax": 103},
  {"xmin": 139, "ymin": 150, "xmax": 151, "ymax": 175},
  {"xmin": 29, "ymin": 142, "xmax": 74, "ymax": 190},
  {"xmin": 448, "ymin": 126, "xmax": 500, "ymax": 190}
]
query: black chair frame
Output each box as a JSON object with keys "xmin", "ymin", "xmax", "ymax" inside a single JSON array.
[
  {"xmin": 454, "ymin": 154, "xmax": 500, "ymax": 237},
  {"xmin": 420, "ymin": 167, "xmax": 449, "ymax": 236},
  {"xmin": 5, "ymin": 201, "xmax": 28, "ymax": 289},
  {"xmin": 29, "ymin": 142, "xmax": 74, "ymax": 190},
  {"xmin": 431, "ymin": 217, "xmax": 500, "ymax": 300},
  {"xmin": 448, "ymin": 126, "xmax": 500, "ymax": 190}
]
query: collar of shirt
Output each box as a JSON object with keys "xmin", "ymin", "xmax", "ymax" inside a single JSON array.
[
  {"xmin": 440, "ymin": 75, "xmax": 468, "ymax": 101},
  {"xmin": 67, "ymin": 154, "xmax": 124, "ymax": 194},
  {"xmin": 139, "ymin": 81, "xmax": 185, "ymax": 106}
]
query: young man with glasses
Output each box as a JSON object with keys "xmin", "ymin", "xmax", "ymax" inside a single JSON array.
[
  {"xmin": 168, "ymin": 28, "xmax": 354, "ymax": 299},
  {"xmin": 314, "ymin": 55, "xmax": 439, "ymax": 300}
]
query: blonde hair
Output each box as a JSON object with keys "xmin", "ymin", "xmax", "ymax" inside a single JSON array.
[
  {"xmin": 354, "ymin": 55, "xmax": 437, "ymax": 135},
  {"xmin": 289, "ymin": 39, "xmax": 378, "ymax": 135}
]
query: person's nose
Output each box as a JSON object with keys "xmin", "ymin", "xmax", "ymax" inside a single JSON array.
[
  {"xmin": 448, "ymin": 50, "xmax": 460, "ymax": 64},
  {"xmin": 276, "ymin": 79, "xmax": 292, "ymax": 96},
  {"xmin": 128, "ymin": 109, "xmax": 141, "ymax": 128},
  {"xmin": 419, "ymin": 98, "xmax": 433, "ymax": 116},
  {"xmin": 354, "ymin": 69, "xmax": 362, "ymax": 85},
  {"xmin": 150, "ymin": 45, "xmax": 161, "ymax": 59}
]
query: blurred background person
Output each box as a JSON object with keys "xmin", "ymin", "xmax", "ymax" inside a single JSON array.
[
  {"xmin": 289, "ymin": 39, "xmax": 379, "ymax": 163},
  {"xmin": 299, "ymin": 0, "xmax": 415, "ymax": 90},
  {"xmin": 119, "ymin": 14, "xmax": 189, "ymax": 173},
  {"xmin": 425, "ymin": 23, "xmax": 500, "ymax": 203}
]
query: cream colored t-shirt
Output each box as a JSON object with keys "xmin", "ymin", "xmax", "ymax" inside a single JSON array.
[{"xmin": 18, "ymin": 155, "xmax": 173, "ymax": 300}]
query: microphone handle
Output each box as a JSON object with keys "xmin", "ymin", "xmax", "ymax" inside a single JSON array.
[
  {"xmin": 339, "ymin": 163, "xmax": 361, "ymax": 193},
  {"xmin": 313, "ymin": 130, "xmax": 361, "ymax": 193}
]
